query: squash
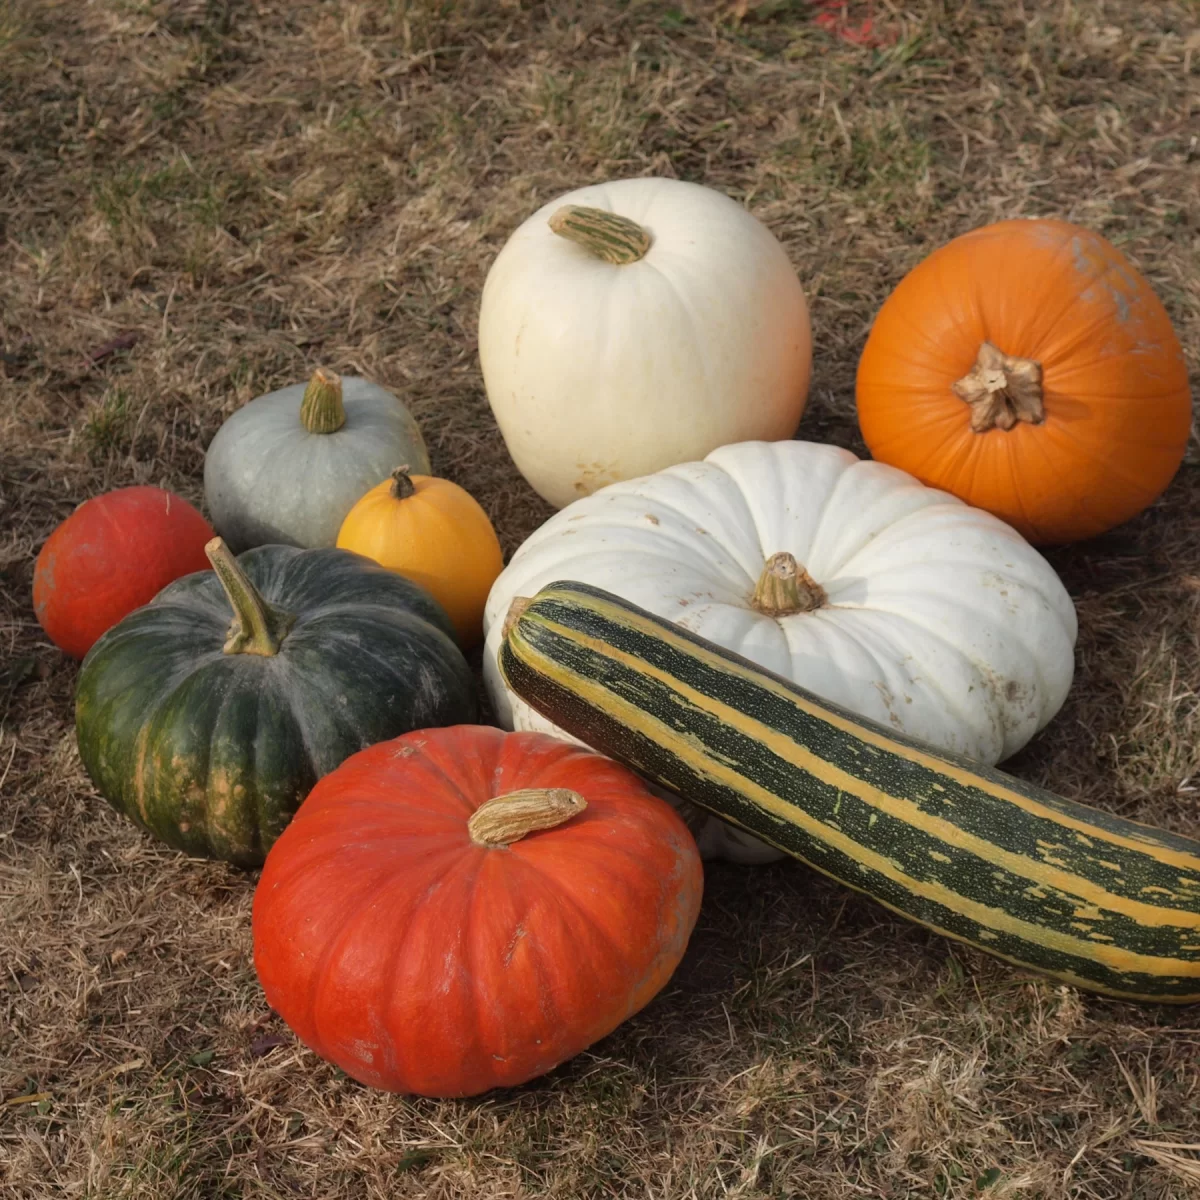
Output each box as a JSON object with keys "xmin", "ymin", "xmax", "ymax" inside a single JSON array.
[
  {"xmin": 203, "ymin": 368, "xmax": 431, "ymax": 552},
  {"xmin": 483, "ymin": 441, "xmax": 1077, "ymax": 864},
  {"xmin": 252, "ymin": 724, "xmax": 703, "ymax": 1096},
  {"xmin": 33, "ymin": 486, "xmax": 214, "ymax": 660},
  {"xmin": 75, "ymin": 538, "xmax": 476, "ymax": 867},
  {"xmin": 500, "ymin": 582, "xmax": 1200, "ymax": 1003},
  {"xmin": 336, "ymin": 467, "xmax": 504, "ymax": 648},
  {"xmin": 856, "ymin": 219, "xmax": 1192, "ymax": 545},
  {"xmin": 478, "ymin": 177, "xmax": 812, "ymax": 509}
]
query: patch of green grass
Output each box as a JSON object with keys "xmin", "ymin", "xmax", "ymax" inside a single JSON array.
[
  {"xmin": 95, "ymin": 1109, "xmax": 249, "ymax": 1200},
  {"xmin": 769, "ymin": 105, "xmax": 932, "ymax": 220},
  {"xmin": 91, "ymin": 160, "xmax": 255, "ymax": 246},
  {"xmin": 78, "ymin": 389, "xmax": 134, "ymax": 461},
  {"xmin": 0, "ymin": 7, "xmax": 26, "ymax": 55}
]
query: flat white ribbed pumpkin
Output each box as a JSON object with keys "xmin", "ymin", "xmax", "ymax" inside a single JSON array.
[
  {"xmin": 478, "ymin": 178, "xmax": 812, "ymax": 509},
  {"xmin": 482, "ymin": 441, "xmax": 1078, "ymax": 864}
]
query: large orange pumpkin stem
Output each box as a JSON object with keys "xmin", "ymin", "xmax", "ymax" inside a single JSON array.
[
  {"xmin": 468, "ymin": 788, "xmax": 587, "ymax": 847},
  {"xmin": 299, "ymin": 368, "xmax": 346, "ymax": 434},
  {"xmin": 952, "ymin": 342, "xmax": 1045, "ymax": 433},
  {"xmin": 751, "ymin": 552, "xmax": 827, "ymax": 616},
  {"xmin": 205, "ymin": 538, "xmax": 296, "ymax": 656}
]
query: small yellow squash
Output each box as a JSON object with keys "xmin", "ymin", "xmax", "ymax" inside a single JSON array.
[{"xmin": 336, "ymin": 468, "xmax": 503, "ymax": 647}]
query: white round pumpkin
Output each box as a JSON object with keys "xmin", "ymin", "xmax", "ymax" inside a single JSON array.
[
  {"xmin": 477, "ymin": 178, "xmax": 812, "ymax": 510},
  {"xmin": 204, "ymin": 370, "xmax": 430, "ymax": 553},
  {"xmin": 482, "ymin": 441, "xmax": 1078, "ymax": 864}
]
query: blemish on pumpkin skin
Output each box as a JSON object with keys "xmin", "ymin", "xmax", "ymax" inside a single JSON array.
[
  {"xmin": 574, "ymin": 463, "xmax": 618, "ymax": 494},
  {"xmin": 503, "ymin": 923, "xmax": 528, "ymax": 966},
  {"xmin": 1071, "ymin": 234, "xmax": 1148, "ymax": 327},
  {"xmin": 132, "ymin": 748, "xmax": 152, "ymax": 823},
  {"xmin": 203, "ymin": 765, "xmax": 254, "ymax": 857}
]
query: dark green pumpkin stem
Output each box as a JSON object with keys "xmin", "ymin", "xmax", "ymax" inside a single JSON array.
[
  {"xmin": 390, "ymin": 466, "xmax": 416, "ymax": 500},
  {"xmin": 205, "ymin": 538, "xmax": 296, "ymax": 657},
  {"xmin": 299, "ymin": 368, "xmax": 346, "ymax": 434},
  {"xmin": 548, "ymin": 205, "xmax": 652, "ymax": 265}
]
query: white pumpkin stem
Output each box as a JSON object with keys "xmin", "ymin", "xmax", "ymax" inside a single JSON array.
[
  {"xmin": 952, "ymin": 342, "xmax": 1044, "ymax": 433},
  {"xmin": 468, "ymin": 788, "xmax": 587, "ymax": 847},
  {"xmin": 548, "ymin": 205, "xmax": 652, "ymax": 265},
  {"xmin": 752, "ymin": 552, "xmax": 827, "ymax": 616},
  {"xmin": 390, "ymin": 465, "xmax": 416, "ymax": 501},
  {"xmin": 299, "ymin": 368, "xmax": 346, "ymax": 434},
  {"xmin": 205, "ymin": 538, "xmax": 296, "ymax": 657}
]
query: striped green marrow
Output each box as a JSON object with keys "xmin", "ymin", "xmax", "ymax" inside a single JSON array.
[{"xmin": 498, "ymin": 582, "xmax": 1200, "ymax": 1003}]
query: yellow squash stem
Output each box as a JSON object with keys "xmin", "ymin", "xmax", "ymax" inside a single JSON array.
[{"xmin": 390, "ymin": 466, "xmax": 417, "ymax": 501}]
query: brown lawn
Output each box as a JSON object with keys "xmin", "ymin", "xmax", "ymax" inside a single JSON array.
[{"xmin": 2, "ymin": 1, "xmax": 1199, "ymax": 1196}]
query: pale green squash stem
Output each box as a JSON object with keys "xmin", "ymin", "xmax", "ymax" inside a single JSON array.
[{"xmin": 299, "ymin": 367, "xmax": 346, "ymax": 434}]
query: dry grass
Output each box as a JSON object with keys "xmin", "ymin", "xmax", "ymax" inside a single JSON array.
[{"xmin": 3, "ymin": 0, "xmax": 1200, "ymax": 1195}]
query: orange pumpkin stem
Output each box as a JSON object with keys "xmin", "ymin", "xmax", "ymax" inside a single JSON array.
[
  {"xmin": 952, "ymin": 342, "xmax": 1045, "ymax": 433},
  {"xmin": 468, "ymin": 788, "xmax": 587, "ymax": 848},
  {"xmin": 751, "ymin": 552, "xmax": 827, "ymax": 616},
  {"xmin": 390, "ymin": 466, "xmax": 416, "ymax": 501}
]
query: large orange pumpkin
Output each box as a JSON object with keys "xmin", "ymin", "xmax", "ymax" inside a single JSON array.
[
  {"xmin": 252, "ymin": 725, "xmax": 703, "ymax": 1097},
  {"xmin": 33, "ymin": 486, "xmax": 214, "ymax": 659},
  {"xmin": 855, "ymin": 219, "xmax": 1192, "ymax": 544}
]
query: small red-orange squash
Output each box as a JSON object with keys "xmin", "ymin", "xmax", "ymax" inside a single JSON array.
[
  {"xmin": 34, "ymin": 486, "xmax": 214, "ymax": 658},
  {"xmin": 252, "ymin": 725, "xmax": 703, "ymax": 1097},
  {"xmin": 856, "ymin": 219, "xmax": 1192, "ymax": 544}
]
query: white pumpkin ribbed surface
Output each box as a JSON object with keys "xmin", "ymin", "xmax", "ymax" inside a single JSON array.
[{"xmin": 483, "ymin": 441, "xmax": 1078, "ymax": 864}]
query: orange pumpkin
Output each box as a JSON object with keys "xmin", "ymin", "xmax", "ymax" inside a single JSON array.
[
  {"xmin": 336, "ymin": 468, "xmax": 504, "ymax": 647},
  {"xmin": 855, "ymin": 219, "xmax": 1192, "ymax": 545},
  {"xmin": 252, "ymin": 725, "xmax": 704, "ymax": 1097}
]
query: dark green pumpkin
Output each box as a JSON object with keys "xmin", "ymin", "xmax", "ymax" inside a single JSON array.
[{"xmin": 75, "ymin": 539, "xmax": 477, "ymax": 866}]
